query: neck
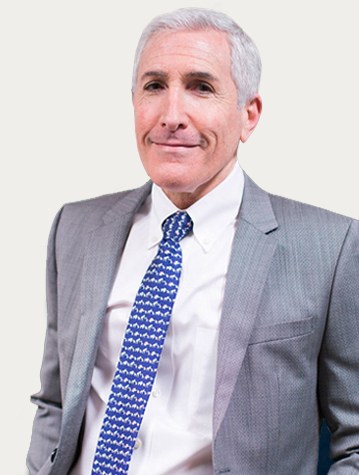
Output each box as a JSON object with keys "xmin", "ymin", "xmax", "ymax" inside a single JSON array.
[{"xmin": 162, "ymin": 159, "xmax": 237, "ymax": 209}]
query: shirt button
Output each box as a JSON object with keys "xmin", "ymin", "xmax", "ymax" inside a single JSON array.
[
  {"xmin": 152, "ymin": 388, "xmax": 161, "ymax": 398},
  {"xmin": 152, "ymin": 236, "xmax": 158, "ymax": 243},
  {"xmin": 134, "ymin": 438, "xmax": 142, "ymax": 450},
  {"xmin": 203, "ymin": 238, "xmax": 211, "ymax": 245}
]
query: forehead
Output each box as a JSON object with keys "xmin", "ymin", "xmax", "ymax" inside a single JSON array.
[{"xmin": 137, "ymin": 29, "xmax": 232, "ymax": 80}]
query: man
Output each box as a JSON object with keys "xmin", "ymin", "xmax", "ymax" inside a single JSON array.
[{"xmin": 27, "ymin": 7, "xmax": 359, "ymax": 474}]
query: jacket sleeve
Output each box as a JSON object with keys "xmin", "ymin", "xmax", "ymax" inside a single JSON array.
[
  {"xmin": 27, "ymin": 208, "xmax": 64, "ymax": 474},
  {"xmin": 318, "ymin": 219, "xmax": 359, "ymax": 472}
]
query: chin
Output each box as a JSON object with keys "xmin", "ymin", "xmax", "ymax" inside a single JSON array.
[
  {"xmin": 153, "ymin": 176, "xmax": 196, "ymax": 194},
  {"xmin": 146, "ymin": 162, "xmax": 196, "ymax": 188}
]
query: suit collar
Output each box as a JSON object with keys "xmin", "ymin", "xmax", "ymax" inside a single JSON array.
[
  {"xmin": 101, "ymin": 171, "xmax": 278, "ymax": 233},
  {"xmin": 102, "ymin": 180, "xmax": 152, "ymax": 225},
  {"xmin": 239, "ymin": 172, "xmax": 278, "ymax": 234}
]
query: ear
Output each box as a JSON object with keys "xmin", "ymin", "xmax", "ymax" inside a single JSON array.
[{"xmin": 240, "ymin": 94, "xmax": 262, "ymax": 143}]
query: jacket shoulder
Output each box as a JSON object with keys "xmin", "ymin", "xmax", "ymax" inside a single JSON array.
[
  {"xmin": 268, "ymin": 191, "xmax": 357, "ymax": 244},
  {"xmin": 242, "ymin": 173, "xmax": 356, "ymax": 239},
  {"xmin": 63, "ymin": 188, "xmax": 135, "ymax": 216},
  {"xmin": 55, "ymin": 182, "xmax": 152, "ymax": 230}
]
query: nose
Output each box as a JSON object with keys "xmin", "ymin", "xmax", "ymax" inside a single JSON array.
[{"xmin": 160, "ymin": 88, "xmax": 189, "ymax": 131}]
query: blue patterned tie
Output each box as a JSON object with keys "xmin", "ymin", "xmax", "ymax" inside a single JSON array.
[{"xmin": 92, "ymin": 211, "xmax": 193, "ymax": 475}]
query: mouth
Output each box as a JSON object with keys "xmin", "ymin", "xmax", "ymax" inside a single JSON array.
[
  {"xmin": 152, "ymin": 141, "xmax": 199, "ymax": 149},
  {"xmin": 147, "ymin": 136, "xmax": 201, "ymax": 148}
]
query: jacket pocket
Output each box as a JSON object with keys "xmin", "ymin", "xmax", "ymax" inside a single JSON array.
[{"xmin": 248, "ymin": 316, "xmax": 315, "ymax": 345}]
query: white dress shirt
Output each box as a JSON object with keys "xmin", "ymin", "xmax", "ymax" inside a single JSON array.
[{"xmin": 69, "ymin": 162, "xmax": 244, "ymax": 475}]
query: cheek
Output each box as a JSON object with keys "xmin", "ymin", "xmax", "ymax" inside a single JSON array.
[
  {"xmin": 135, "ymin": 115, "xmax": 151, "ymax": 150},
  {"xmin": 135, "ymin": 109, "xmax": 148, "ymax": 130},
  {"xmin": 196, "ymin": 103, "xmax": 239, "ymax": 138},
  {"xmin": 134, "ymin": 101, "xmax": 157, "ymax": 133}
]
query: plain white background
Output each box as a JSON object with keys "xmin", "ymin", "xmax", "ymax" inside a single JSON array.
[{"xmin": 1, "ymin": 1, "xmax": 358, "ymax": 473}]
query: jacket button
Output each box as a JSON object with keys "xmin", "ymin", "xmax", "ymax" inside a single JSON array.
[{"xmin": 51, "ymin": 448, "xmax": 58, "ymax": 463}]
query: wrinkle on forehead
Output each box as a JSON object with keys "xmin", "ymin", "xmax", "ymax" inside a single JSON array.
[{"xmin": 138, "ymin": 29, "xmax": 232, "ymax": 82}]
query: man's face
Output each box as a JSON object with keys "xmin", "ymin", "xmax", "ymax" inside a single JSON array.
[{"xmin": 133, "ymin": 29, "xmax": 256, "ymax": 207}]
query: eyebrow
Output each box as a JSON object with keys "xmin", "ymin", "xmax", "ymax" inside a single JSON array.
[
  {"xmin": 184, "ymin": 71, "xmax": 218, "ymax": 82},
  {"xmin": 140, "ymin": 70, "xmax": 218, "ymax": 82},
  {"xmin": 140, "ymin": 71, "xmax": 168, "ymax": 82}
]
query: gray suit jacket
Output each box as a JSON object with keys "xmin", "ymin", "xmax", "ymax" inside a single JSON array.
[{"xmin": 27, "ymin": 174, "xmax": 359, "ymax": 474}]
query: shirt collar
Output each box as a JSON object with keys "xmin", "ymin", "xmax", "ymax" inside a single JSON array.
[{"xmin": 148, "ymin": 162, "xmax": 245, "ymax": 252}]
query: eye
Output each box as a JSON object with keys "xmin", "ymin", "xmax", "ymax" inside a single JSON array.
[
  {"xmin": 187, "ymin": 79, "xmax": 214, "ymax": 96},
  {"xmin": 195, "ymin": 82, "xmax": 214, "ymax": 92},
  {"xmin": 144, "ymin": 81, "xmax": 165, "ymax": 92}
]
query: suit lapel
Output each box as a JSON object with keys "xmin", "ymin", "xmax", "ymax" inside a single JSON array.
[
  {"xmin": 213, "ymin": 174, "xmax": 278, "ymax": 437},
  {"xmin": 54, "ymin": 182, "xmax": 152, "ymax": 472}
]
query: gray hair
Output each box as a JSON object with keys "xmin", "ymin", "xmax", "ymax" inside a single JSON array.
[{"xmin": 132, "ymin": 8, "xmax": 262, "ymax": 109}]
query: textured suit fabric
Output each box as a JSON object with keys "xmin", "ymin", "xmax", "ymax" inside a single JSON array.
[{"xmin": 27, "ymin": 174, "xmax": 359, "ymax": 474}]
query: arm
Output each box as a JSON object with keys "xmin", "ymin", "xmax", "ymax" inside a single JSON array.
[
  {"xmin": 27, "ymin": 208, "xmax": 64, "ymax": 474},
  {"xmin": 318, "ymin": 219, "xmax": 359, "ymax": 472}
]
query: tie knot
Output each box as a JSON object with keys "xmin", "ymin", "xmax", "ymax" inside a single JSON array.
[{"xmin": 162, "ymin": 211, "xmax": 193, "ymax": 243}]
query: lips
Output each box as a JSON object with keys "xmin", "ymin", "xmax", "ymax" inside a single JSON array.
[
  {"xmin": 147, "ymin": 135, "xmax": 203, "ymax": 148},
  {"xmin": 153, "ymin": 142, "xmax": 198, "ymax": 148}
]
